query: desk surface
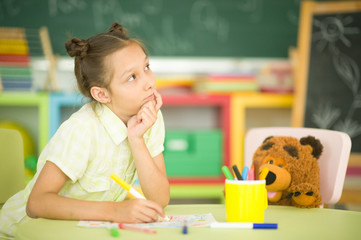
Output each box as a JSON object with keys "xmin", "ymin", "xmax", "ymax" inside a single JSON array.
[{"xmin": 15, "ymin": 204, "xmax": 361, "ymax": 240}]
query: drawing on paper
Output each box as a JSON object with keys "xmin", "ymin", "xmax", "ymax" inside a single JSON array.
[{"xmin": 78, "ymin": 213, "xmax": 216, "ymax": 229}]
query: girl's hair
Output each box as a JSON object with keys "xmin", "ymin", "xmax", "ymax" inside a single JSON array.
[{"xmin": 65, "ymin": 22, "xmax": 146, "ymax": 100}]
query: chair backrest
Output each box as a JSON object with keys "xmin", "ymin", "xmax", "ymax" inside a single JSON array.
[
  {"xmin": 244, "ymin": 127, "xmax": 351, "ymax": 205},
  {"xmin": 0, "ymin": 128, "xmax": 25, "ymax": 207}
]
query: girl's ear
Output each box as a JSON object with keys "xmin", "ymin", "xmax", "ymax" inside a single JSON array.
[{"xmin": 90, "ymin": 86, "xmax": 111, "ymax": 103}]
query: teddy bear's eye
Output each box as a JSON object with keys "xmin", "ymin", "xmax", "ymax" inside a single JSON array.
[
  {"xmin": 278, "ymin": 164, "xmax": 283, "ymax": 168},
  {"xmin": 268, "ymin": 160, "xmax": 274, "ymax": 164}
]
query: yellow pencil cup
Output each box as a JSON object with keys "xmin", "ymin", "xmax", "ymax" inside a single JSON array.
[{"xmin": 225, "ymin": 179, "xmax": 268, "ymax": 223}]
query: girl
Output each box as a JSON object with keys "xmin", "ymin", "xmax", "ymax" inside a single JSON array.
[{"xmin": 0, "ymin": 22, "xmax": 170, "ymax": 238}]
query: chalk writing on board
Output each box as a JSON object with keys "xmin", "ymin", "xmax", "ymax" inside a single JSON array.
[
  {"xmin": 142, "ymin": 0, "xmax": 163, "ymax": 15},
  {"xmin": 310, "ymin": 14, "xmax": 361, "ymax": 139},
  {"xmin": 150, "ymin": 16, "xmax": 194, "ymax": 55},
  {"xmin": 92, "ymin": 0, "xmax": 145, "ymax": 32},
  {"xmin": 190, "ymin": 0, "xmax": 230, "ymax": 42},
  {"xmin": 48, "ymin": 0, "xmax": 87, "ymax": 17},
  {"xmin": 237, "ymin": 0, "xmax": 263, "ymax": 23},
  {"xmin": 287, "ymin": 0, "xmax": 301, "ymax": 25},
  {"xmin": 0, "ymin": 0, "xmax": 22, "ymax": 19}
]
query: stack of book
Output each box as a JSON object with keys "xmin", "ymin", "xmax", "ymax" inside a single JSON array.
[
  {"xmin": 156, "ymin": 74, "xmax": 196, "ymax": 95},
  {"xmin": 257, "ymin": 62, "xmax": 293, "ymax": 94},
  {"xmin": 0, "ymin": 27, "xmax": 33, "ymax": 91},
  {"xmin": 193, "ymin": 73, "xmax": 259, "ymax": 94}
]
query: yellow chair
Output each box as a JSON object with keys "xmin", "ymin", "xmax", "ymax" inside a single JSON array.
[
  {"xmin": 0, "ymin": 128, "xmax": 25, "ymax": 208},
  {"xmin": 244, "ymin": 127, "xmax": 352, "ymax": 206}
]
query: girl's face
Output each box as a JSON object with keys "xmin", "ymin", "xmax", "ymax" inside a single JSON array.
[{"xmin": 106, "ymin": 43, "xmax": 156, "ymax": 123}]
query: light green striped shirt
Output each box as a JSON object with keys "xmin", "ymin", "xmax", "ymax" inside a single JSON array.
[{"xmin": 0, "ymin": 102, "xmax": 165, "ymax": 237}]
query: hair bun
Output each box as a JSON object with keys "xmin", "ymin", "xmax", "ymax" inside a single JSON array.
[
  {"xmin": 65, "ymin": 37, "xmax": 89, "ymax": 58},
  {"xmin": 108, "ymin": 22, "xmax": 127, "ymax": 36}
]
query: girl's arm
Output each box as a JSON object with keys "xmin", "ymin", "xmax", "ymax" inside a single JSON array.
[
  {"xmin": 26, "ymin": 161, "xmax": 165, "ymax": 222},
  {"xmin": 127, "ymin": 91, "xmax": 170, "ymax": 207},
  {"xmin": 129, "ymin": 143, "xmax": 170, "ymax": 207}
]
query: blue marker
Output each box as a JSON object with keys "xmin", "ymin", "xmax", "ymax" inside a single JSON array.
[
  {"xmin": 210, "ymin": 222, "xmax": 278, "ymax": 229},
  {"xmin": 242, "ymin": 166, "xmax": 249, "ymax": 180},
  {"xmin": 253, "ymin": 223, "xmax": 277, "ymax": 229},
  {"xmin": 182, "ymin": 220, "xmax": 188, "ymax": 234}
]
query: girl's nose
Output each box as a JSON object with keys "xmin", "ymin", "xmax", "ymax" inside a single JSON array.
[{"xmin": 145, "ymin": 74, "xmax": 156, "ymax": 90}]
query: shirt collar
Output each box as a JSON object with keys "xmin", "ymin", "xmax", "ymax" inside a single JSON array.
[{"xmin": 94, "ymin": 103, "xmax": 128, "ymax": 145}]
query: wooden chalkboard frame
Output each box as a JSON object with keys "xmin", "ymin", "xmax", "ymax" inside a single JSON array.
[{"xmin": 292, "ymin": 1, "xmax": 361, "ymax": 163}]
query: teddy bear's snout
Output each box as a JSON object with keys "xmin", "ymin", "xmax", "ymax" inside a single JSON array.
[{"xmin": 265, "ymin": 171, "xmax": 276, "ymax": 185}]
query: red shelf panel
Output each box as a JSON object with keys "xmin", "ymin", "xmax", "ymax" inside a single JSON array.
[{"xmin": 169, "ymin": 176, "xmax": 226, "ymax": 185}]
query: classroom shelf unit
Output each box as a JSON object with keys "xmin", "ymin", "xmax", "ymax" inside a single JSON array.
[{"xmin": 0, "ymin": 91, "xmax": 294, "ymax": 203}]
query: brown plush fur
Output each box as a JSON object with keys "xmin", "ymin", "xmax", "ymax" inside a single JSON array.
[{"xmin": 252, "ymin": 136, "xmax": 323, "ymax": 208}]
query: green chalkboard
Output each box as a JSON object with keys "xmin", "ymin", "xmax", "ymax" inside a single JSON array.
[{"xmin": 0, "ymin": 0, "xmax": 301, "ymax": 57}]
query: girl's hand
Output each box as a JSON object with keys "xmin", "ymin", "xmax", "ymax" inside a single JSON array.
[
  {"xmin": 127, "ymin": 90, "xmax": 162, "ymax": 139},
  {"xmin": 111, "ymin": 199, "xmax": 165, "ymax": 223}
]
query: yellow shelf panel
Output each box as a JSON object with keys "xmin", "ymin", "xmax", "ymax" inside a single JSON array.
[{"xmin": 230, "ymin": 93, "xmax": 293, "ymax": 167}]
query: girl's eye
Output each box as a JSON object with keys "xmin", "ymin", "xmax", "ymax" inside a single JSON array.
[
  {"xmin": 128, "ymin": 75, "xmax": 135, "ymax": 82},
  {"xmin": 145, "ymin": 64, "xmax": 150, "ymax": 71}
]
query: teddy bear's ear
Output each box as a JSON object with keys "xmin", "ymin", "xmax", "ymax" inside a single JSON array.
[
  {"xmin": 262, "ymin": 136, "xmax": 273, "ymax": 143},
  {"xmin": 260, "ymin": 136, "xmax": 274, "ymax": 150},
  {"xmin": 300, "ymin": 136, "xmax": 323, "ymax": 159}
]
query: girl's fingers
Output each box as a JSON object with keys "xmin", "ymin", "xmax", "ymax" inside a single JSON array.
[
  {"xmin": 135, "ymin": 200, "xmax": 165, "ymax": 222},
  {"xmin": 137, "ymin": 208, "xmax": 159, "ymax": 223},
  {"xmin": 138, "ymin": 102, "xmax": 157, "ymax": 122},
  {"xmin": 144, "ymin": 200, "xmax": 165, "ymax": 218},
  {"xmin": 146, "ymin": 99, "xmax": 156, "ymax": 112},
  {"xmin": 154, "ymin": 90, "xmax": 163, "ymax": 112}
]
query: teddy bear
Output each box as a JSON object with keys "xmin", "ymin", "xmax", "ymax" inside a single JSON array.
[{"xmin": 252, "ymin": 135, "xmax": 323, "ymax": 208}]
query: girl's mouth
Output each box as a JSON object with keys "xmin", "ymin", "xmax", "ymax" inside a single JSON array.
[{"xmin": 145, "ymin": 93, "xmax": 154, "ymax": 101}]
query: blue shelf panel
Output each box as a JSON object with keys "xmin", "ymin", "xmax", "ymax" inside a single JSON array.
[{"xmin": 49, "ymin": 93, "xmax": 85, "ymax": 138}]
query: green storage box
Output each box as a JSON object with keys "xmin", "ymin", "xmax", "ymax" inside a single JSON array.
[{"xmin": 163, "ymin": 129, "xmax": 223, "ymax": 177}]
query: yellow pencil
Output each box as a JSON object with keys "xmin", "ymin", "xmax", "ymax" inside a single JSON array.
[
  {"xmin": 110, "ymin": 173, "xmax": 146, "ymax": 199},
  {"xmin": 110, "ymin": 173, "xmax": 170, "ymax": 221}
]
